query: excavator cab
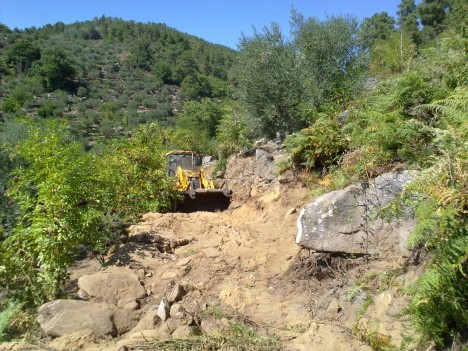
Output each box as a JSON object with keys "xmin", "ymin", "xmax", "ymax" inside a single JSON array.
[{"xmin": 166, "ymin": 151, "xmax": 232, "ymax": 212}]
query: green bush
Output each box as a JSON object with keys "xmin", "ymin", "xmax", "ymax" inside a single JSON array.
[
  {"xmin": 0, "ymin": 299, "xmax": 31, "ymax": 342},
  {"xmin": 1, "ymin": 97, "xmax": 21, "ymax": 113},
  {"xmin": 76, "ymin": 86, "xmax": 87, "ymax": 97},
  {"xmin": 0, "ymin": 120, "xmax": 173, "ymax": 306},
  {"xmin": 285, "ymin": 117, "xmax": 347, "ymax": 170},
  {"xmin": 37, "ymin": 100, "xmax": 62, "ymax": 118},
  {"xmin": 216, "ymin": 101, "xmax": 250, "ymax": 157}
]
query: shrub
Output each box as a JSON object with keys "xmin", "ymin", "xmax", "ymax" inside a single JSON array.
[
  {"xmin": 216, "ymin": 101, "xmax": 250, "ymax": 157},
  {"xmin": 37, "ymin": 100, "xmax": 62, "ymax": 118},
  {"xmin": 0, "ymin": 120, "xmax": 173, "ymax": 306},
  {"xmin": 285, "ymin": 117, "xmax": 347, "ymax": 170},
  {"xmin": 77, "ymin": 86, "xmax": 87, "ymax": 97},
  {"xmin": 1, "ymin": 98, "xmax": 21, "ymax": 113}
]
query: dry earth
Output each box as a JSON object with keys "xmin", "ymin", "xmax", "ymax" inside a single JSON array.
[{"xmin": 0, "ymin": 142, "xmax": 424, "ymax": 351}]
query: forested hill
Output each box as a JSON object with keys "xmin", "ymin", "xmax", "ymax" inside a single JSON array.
[{"xmin": 0, "ymin": 17, "xmax": 236, "ymax": 139}]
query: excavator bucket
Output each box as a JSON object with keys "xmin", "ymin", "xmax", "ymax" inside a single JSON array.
[
  {"xmin": 166, "ymin": 151, "xmax": 232, "ymax": 213},
  {"xmin": 176, "ymin": 188, "xmax": 232, "ymax": 213}
]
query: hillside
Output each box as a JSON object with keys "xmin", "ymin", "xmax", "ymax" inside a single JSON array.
[{"xmin": 0, "ymin": 17, "xmax": 235, "ymax": 142}]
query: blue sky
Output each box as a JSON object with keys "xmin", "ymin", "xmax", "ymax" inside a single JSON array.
[{"xmin": 0, "ymin": 1, "xmax": 402, "ymax": 49}]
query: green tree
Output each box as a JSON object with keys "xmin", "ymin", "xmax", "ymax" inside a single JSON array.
[
  {"xmin": 369, "ymin": 31, "xmax": 416, "ymax": 75},
  {"xmin": 153, "ymin": 61, "xmax": 172, "ymax": 83},
  {"xmin": 359, "ymin": 12, "xmax": 396, "ymax": 50},
  {"xmin": 177, "ymin": 98, "xmax": 222, "ymax": 140},
  {"xmin": 216, "ymin": 101, "xmax": 251, "ymax": 157},
  {"xmin": 5, "ymin": 39, "xmax": 41, "ymax": 73},
  {"xmin": 180, "ymin": 73, "xmax": 211, "ymax": 100},
  {"xmin": 397, "ymin": 0, "xmax": 420, "ymax": 44},
  {"xmin": 31, "ymin": 46, "xmax": 77, "ymax": 91},
  {"xmin": 445, "ymin": 0, "xmax": 468, "ymax": 36},
  {"xmin": 233, "ymin": 23, "xmax": 303, "ymax": 138},
  {"xmin": 0, "ymin": 120, "xmax": 101, "ymax": 304},
  {"xmin": 417, "ymin": 0, "xmax": 451, "ymax": 48},
  {"xmin": 173, "ymin": 51, "xmax": 197, "ymax": 83},
  {"xmin": 292, "ymin": 13, "xmax": 365, "ymax": 108},
  {"xmin": 127, "ymin": 38, "xmax": 154, "ymax": 71}
]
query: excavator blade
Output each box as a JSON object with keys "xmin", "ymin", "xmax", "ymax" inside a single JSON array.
[{"xmin": 175, "ymin": 189, "xmax": 231, "ymax": 213}]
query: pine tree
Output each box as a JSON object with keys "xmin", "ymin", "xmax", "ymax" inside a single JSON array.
[
  {"xmin": 397, "ymin": 0, "xmax": 420, "ymax": 44},
  {"xmin": 417, "ymin": 0, "xmax": 451, "ymax": 48},
  {"xmin": 360, "ymin": 12, "xmax": 396, "ymax": 50}
]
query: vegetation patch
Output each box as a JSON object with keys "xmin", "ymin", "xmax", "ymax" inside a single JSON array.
[{"xmin": 146, "ymin": 323, "xmax": 281, "ymax": 351}]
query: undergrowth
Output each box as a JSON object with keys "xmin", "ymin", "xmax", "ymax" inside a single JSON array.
[
  {"xmin": 0, "ymin": 299, "xmax": 36, "ymax": 342},
  {"xmin": 146, "ymin": 323, "xmax": 281, "ymax": 351}
]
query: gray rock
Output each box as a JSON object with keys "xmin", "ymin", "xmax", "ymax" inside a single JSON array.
[
  {"xmin": 130, "ymin": 305, "xmax": 161, "ymax": 333},
  {"xmin": 171, "ymin": 325, "xmax": 197, "ymax": 338},
  {"xmin": 77, "ymin": 270, "xmax": 146, "ymax": 305},
  {"xmin": 168, "ymin": 284, "xmax": 187, "ymax": 304},
  {"xmin": 161, "ymin": 318, "xmax": 184, "ymax": 334},
  {"xmin": 279, "ymin": 170, "xmax": 295, "ymax": 184},
  {"xmin": 116, "ymin": 329, "xmax": 171, "ymax": 349},
  {"xmin": 157, "ymin": 298, "xmax": 170, "ymax": 321},
  {"xmin": 296, "ymin": 171, "xmax": 416, "ymax": 256},
  {"xmin": 117, "ymin": 297, "xmax": 139, "ymax": 310},
  {"xmin": 255, "ymin": 149, "xmax": 276, "ymax": 181},
  {"xmin": 38, "ymin": 299, "xmax": 116, "ymax": 337},
  {"xmin": 169, "ymin": 303, "xmax": 186, "ymax": 320},
  {"xmin": 200, "ymin": 317, "xmax": 227, "ymax": 334}
]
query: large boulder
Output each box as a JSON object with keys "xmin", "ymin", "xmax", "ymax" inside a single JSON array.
[
  {"xmin": 77, "ymin": 269, "xmax": 146, "ymax": 305},
  {"xmin": 38, "ymin": 299, "xmax": 117, "ymax": 337},
  {"xmin": 296, "ymin": 171, "xmax": 416, "ymax": 256}
]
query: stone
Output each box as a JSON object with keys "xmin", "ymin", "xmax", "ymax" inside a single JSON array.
[
  {"xmin": 130, "ymin": 305, "xmax": 161, "ymax": 333},
  {"xmin": 113, "ymin": 307, "xmax": 138, "ymax": 334},
  {"xmin": 177, "ymin": 256, "xmax": 192, "ymax": 267},
  {"xmin": 77, "ymin": 270, "xmax": 146, "ymax": 305},
  {"xmin": 296, "ymin": 171, "xmax": 417, "ymax": 256},
  {"xmin": 157, "ymin": 298, "xmax": 170, "ymax": 321},
  {"xmin": 168, "ymin": 284, "xmax": 187, "ymax": 304},
  {"xmin": 327, "ymin": 298, "xmax": 342, "ymax": 314},
  {"xmin": 171, "ymin": 325, "xmax": 197, "ymax": 338},
  {"xmin": 255, "ymin": 149, "xmax": 275, "ymax": 181},
  {"xmin": 116, "ymin": 329, "xmax": 171, "ymax": 349},
  {"xmin": 161, "ymin": 318, "xmax": 184, "ymax": 334},
  {"xmin": 200, "ymin": 317, "xmax": 227, "ymax": 334},
  {"xmin": 169, "ymin": 303, "xmax": 186, "ymax": 320},
  {"xmin": 161, "ymin": 270, "xmax": 179, "ymax": 280},
  {"xmin": 117, "ymin": 297, "xmax": 139, "ymax": 310},
  {"xmin": 37, "ymin": 299, "xmax": 116, "ymax": 337},
  {"xmin": 279, "ymin": 170, "xmax": 295, "ymax": 184}
]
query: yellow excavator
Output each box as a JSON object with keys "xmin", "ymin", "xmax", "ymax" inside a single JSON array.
[{"xmin": 166, "ymin": 150, "xmax": 232, "ymax": 212}]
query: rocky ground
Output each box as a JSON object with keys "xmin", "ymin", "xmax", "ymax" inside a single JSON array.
[{"xmin": 1, "ymin": 140, "xmax": 425, "ymax": 351}]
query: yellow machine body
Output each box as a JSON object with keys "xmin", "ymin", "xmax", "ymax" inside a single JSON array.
[{"xmin": 166, "ymin": 151, "xmax": 231, "ymax": 212}]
